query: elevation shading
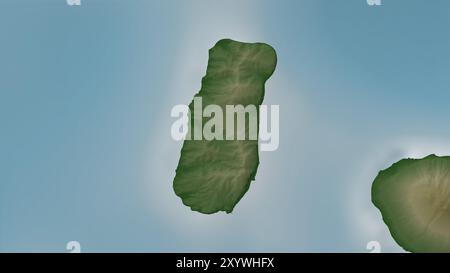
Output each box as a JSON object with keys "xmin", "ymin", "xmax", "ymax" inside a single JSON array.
[
  {"xmin": 372, "ymin": 155, "xmax": 450, "ymax": 252},
  {"xmin": 172, "ymin": 39, "xmax": 277, "ymax": 214}
]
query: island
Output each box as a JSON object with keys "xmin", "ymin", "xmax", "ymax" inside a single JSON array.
[
  {"xmin": 173, "ymin": 39, "xmax": 277, "ymax": 214},
  {"xmin": 372, "ymin": 154, "xmax": 450, "ymax": 252}
]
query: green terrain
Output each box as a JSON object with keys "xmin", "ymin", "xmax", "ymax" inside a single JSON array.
[
  {"xmin": 372, "ymin": 155, "xmax": 450, "ymax": 252},
  {"xmin": 173, "ymin": 39, "xmax": 277, "ymax": 214}
]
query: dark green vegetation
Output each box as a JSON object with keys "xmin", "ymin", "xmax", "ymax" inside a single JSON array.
[
  {"xmin": 173, "ymin": 39, "xmax": 277, "ymax": 214},
  {"xmin": 372, "ymin": 155, "xmax": 450, "ymax": 252}
]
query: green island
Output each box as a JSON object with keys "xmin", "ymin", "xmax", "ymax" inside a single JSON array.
[
  {"xmin": 173, "ymin": 39, "xmax": 277, "ymax": 214},
  {"xmin": 372, "ymin": 154, "xmax": 450, "ymax": 252}
]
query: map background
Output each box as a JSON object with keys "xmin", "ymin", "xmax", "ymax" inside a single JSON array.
[{"xmin": 1, "ymin": 0, "xmax": 449, "ymax": 252}]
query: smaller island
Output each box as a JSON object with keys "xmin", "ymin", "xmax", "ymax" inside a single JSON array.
[{"xmin": 372, "ymin": 154, "xmax": 450, "ymax": 253}]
